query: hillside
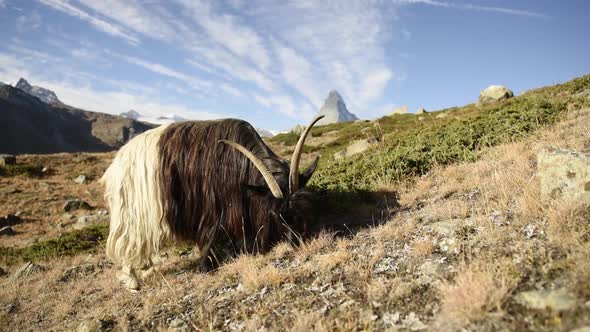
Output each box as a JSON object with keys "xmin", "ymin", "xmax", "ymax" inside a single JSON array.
[
  {"xmin": 0, "ymin": 75, "xmax": 589, "ymax": 331},
  {"xmin": 0, "ymin": 84, "xmax": 155, "ymax": 154}
]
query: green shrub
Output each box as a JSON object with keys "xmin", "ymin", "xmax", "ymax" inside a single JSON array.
[
  {"xmin": 310, "ymin": 97, "xmax": 567, "ymax": 192},
  {"xmin": 0, "ymin": 164, "xmax": 45, "ymax": 177},
  {"xmin": 0, "ymin": 224, "xmax": 109, "ymax": 264}
]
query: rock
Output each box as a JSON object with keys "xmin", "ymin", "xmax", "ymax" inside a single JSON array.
[
  {"xmin": 0, "ymin": 214, "xmax": 22, "ymax": 228},
  {"xmin": 74, "ymin": 214, "xmax": 108, "ymax": 230},
  {"xmin": 416, "ymin": 108, "xmax": 427, "ymax": 114},
  {"xmin": 74, "ymin": 175, "xmax": 87, "ymax": 184},
  {"xmin": 169, "ymin": 317, "xmax": 190, "ymax": 332},
  {"xmin": 60, "ymin": 264, "xmax": 96, "ymax": 282},
  {"xmin": 9, "ymin": 262, "xmax": 44, "ymax": 282},
  {"xmin": 0, "ymin": 226, "xmax": 15, "ymax": 236},
  {"xmin": 63, "ymin": 199, "xmax": 93, "ymax": 212},
  {"xmin": 333, "ymin": 138, "xmax": 378, "ymax": 160},
  {"xmin": 537, "ymin": 147, "xmax": 590, "ymax": 204},
  {"xmin": 290, "ymin": 124, "xmax": 311, "ymax": 138},
  {"xmin": 515, "ymin": 288, "xmax": 577, "ymax": 311},
  {"xmin": 317, "ymin": 90, "xmax": 359, "ymax": 125},
  {"xmin": 0, "ymin": 154, "xmax": 16, "ymax": 166},
  {"xmin": 391, "ymin": 105, "xmax": 409, "ymax": 115},
  {"xmin": 477, "ymin": 85, "xmax": 514, "ymax": 105},
  {"xmin": 435, "ymin": 113, "xmax": 448, "ymax": 119},
  {"xmin": 76, "ymin": 318, "xmax": 112, "ymax": 332}
]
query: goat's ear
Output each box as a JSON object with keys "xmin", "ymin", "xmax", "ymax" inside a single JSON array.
[
  {"xmin": 299, "ymin": 156, "xmax": 319, "ymax": 187},
  {"xmin": 242, "ymin": 183, "xmax": 270, "ymax": 196}
]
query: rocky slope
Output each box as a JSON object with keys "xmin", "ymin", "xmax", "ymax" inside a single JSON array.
[
  {"xmin": 317, "ymin": 90, "xmax": 359, "ymax": 125},
  {"xmin": 0, "ymin": 84, "xmax": 155, "ymax": 154}
]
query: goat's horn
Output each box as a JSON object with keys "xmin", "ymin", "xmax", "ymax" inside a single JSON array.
[
  {"xmin": 220, "ymin": 140, "xmax": 284, "ymax": 199},
  {"xmin": 289, "ymin": 115, "xmax": 324, "ymax": 193}
]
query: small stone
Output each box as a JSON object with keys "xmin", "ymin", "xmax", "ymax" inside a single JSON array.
[
  {"xmin": 60, "ymin": 264, "xmax": 96, "ymax": 282},
  {"xmin": 0, "ymin": 226, "xmax": 15, "ymax": 236},
  {"xmin": 41, "ymin": 167, "xmax": 49, "ymax": 173},
  {"xmin": 76, "ymin": 318, "xmax": 102, "ymax": 332},
  {"xmin": 0, "ymin": 154, "xmax": 16, "ymax": 166},
  {"xmin": 74, "ymin": 214, "xmax": 108, "ymax": 229},
  {"xmin": 169, "ymin": 317, "xmax": 189, "ymax": 332},
  {"xmin": 9, "ymin": 262, "xmax": 44, "ymax": 282},
  {"xmin": 515, "ymin": 288, "xmax": 577, "ymax": 311},
  {"xmin": 63, "ymin": 199, "xmax": 92, "ymax": 212},
  {"xmin": 74, "ymin": 175, "xmax": 87, "ymax": 184}
]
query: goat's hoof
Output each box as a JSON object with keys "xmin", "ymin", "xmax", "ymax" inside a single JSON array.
[
  {"xmin": 140, "ymin": 266, "xmax": 155, "ymax": 278},
  {"xmin": 117, "ymin": 270, "xmax": 140, "ymax": 290}
]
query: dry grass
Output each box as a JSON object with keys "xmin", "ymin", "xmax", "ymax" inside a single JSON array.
[
  {"xmin": 435, "ymin": 259, "xmax": 517, "ymax": 330},
  {"xmin": 1, "ymin": 107, "xmax": 589, "ymax": 331}
]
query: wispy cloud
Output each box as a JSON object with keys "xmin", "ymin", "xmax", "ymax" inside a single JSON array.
[
  {"xmin": 108, "ymin": 51, "xmax": 212, "ymax": 93},
  {"xmin": 76, "ymin": 0, "xmax": 177, "ymax": 40},
  {"xmin": 396, "ymin": 0, "xmax": 548, "ymax": 19},
  {"xmin": 36, "ymin": 0, "xmax": 140, "ymax": 44}
]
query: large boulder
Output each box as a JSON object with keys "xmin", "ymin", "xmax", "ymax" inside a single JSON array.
[
  {"xmin": 333, "ymin": 138, "xmax": 377, "ymax": 160},
  {"xmin": 391, "ymin": 105, "xmax": 409, "ymax": 115},
  {"xmin": 477, "ymin": 85, "xmax": 514, "ymax": 105},
  {"xmin": 537, "ymin": 147, "xmax": 590, "ymax": 204}
]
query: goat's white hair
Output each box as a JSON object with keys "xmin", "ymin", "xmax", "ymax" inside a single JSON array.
[{"xmin": 101, "ymin": 124, "xmax": 171, "ymax": 278}]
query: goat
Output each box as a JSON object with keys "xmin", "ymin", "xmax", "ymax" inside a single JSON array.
[{"xmin": 101, "ymin": 116, "xmax": 323, "ymax": 289}]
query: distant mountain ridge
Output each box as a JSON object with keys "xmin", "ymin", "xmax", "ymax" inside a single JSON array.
[
  {"xmin": 0, "ymin": 80, "xmax": 155, "ymax": 154},
  {"xmin": 120, "ymin": 110, "xmax": 188, "ymax": 125},
  {"xmin": 15, "ymin": 78, "xmax": 61, "ymax": 104},
  {"xmin": 317, "ymin": 90, "xmax": 358, "ymax": 125},
  {"xmin": 120, "ymin": 110, "xmax": 275, "ymax": 137}
]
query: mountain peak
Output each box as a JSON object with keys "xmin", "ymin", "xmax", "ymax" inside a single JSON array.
[
  {"xmin": 317, "ymin": 90, "xmax": 359, "ymax": 125},
  {"xmin": 16, "ymin": 78, "xmax": 32, "ymax": 90},
  {"xmin": 15, "ymin": 77, "xmax": 61, "ymax": 104}
]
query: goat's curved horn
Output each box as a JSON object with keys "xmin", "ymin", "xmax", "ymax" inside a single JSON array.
[
  {"xmin": 220, "ymin": 140, "xmax": 284, "ymax": 199},
  {"xmin": 289, "ymin": 115, "xmax": 324, "ymax": 193}
]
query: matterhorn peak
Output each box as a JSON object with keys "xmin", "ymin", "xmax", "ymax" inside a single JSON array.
[{"xmin": 316, "ymin": 90, "xmax": 359, "ymax": 125}]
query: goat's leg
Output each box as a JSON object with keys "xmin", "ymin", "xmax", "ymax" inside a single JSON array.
[{"xmin": 116, "ymin": 265, "xmax": 140, "ymax": 290}]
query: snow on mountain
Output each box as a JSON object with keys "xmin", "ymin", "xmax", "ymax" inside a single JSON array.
[
  {"xmin": 156, "ymin": 114, "xmax": 187, "ymax": 122},
  {"xmin": 15, "ymin": 78, "xmax": 61, "ymax": 104},
  {"xmin": 255, "ymin": 127, "xmax": 275, "ymax": 138},
  {"xmin": 119, "ymin": 110, "xmax": 190, "ymax": 125},
  {"xmin": 317, "ymin": 90, "xmax": 359, "ymax": 125},
  {"xmin": 119, "ymin": 110, "xmax": 141, "ymax": 120}
]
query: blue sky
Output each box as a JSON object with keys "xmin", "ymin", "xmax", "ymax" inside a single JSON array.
[{"xmin": 0, "ymin": 0, "xmax": 588, "ymax": 131}]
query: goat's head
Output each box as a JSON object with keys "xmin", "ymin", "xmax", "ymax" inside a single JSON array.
[{"xmin": 220, "ymin": 115, "xmax": 323, "ymax": 245}]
